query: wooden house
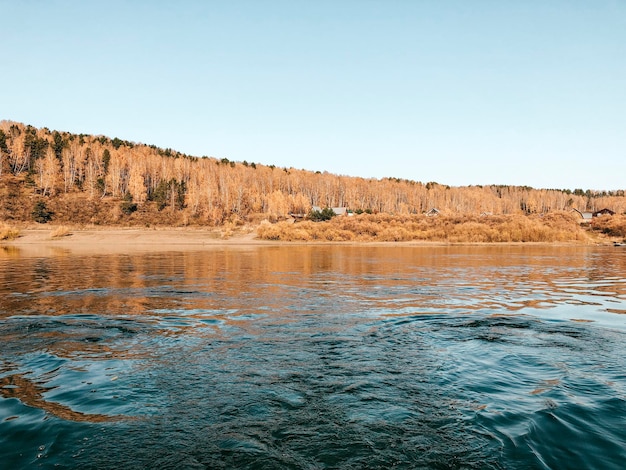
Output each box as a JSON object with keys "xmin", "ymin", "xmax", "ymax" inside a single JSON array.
[
  {"xmin": 572, "ymin": 209, "xmax": 593, "ymax": 223},
  {"xmin": 593, "ymin": 208, "xmax": 615, "ymax": 217}
]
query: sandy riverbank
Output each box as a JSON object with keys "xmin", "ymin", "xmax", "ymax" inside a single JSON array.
[
  {"xmin": 1, "ymin": 226, "xmax": 275, "ymax": 256},
  {"xmin": 1, "ymin": 224, "xmax": 613, "ymax": 257}
]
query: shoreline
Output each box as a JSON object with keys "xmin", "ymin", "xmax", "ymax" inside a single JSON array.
[
  {"xmin": 1, "ymin": 227, "xmax": 271, "ymax": 256},
  {"xmin": 1, "ymin": 225, "xmax": 611, "ymax": 257}
]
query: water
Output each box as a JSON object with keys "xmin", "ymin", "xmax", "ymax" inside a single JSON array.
[{"xmin": 1, "ymin": 245, "xmax": 625, "ymax": 469}]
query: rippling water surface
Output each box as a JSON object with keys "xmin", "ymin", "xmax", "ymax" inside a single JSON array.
[{"xmin": 1, "ymin": 245, "xmax": 625, "ymax": 469}]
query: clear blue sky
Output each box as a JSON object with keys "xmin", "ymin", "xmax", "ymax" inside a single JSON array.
[{"xmin": 2, "ymin": 0, "xmax": 625, "ymax": 190}]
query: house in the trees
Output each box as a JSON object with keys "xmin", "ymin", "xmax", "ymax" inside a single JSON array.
[
  {"xmin": 572, "ymin": 209, "xmax": 594, "ymax": 223},
  {"xmin": 572, "ymin": 208, "xmax": 615, "ymax": 223},
  {"xmin": 592, "ymin": 208, "xmax": 615, "ymax": 217},
  {"xmin": 426, "ymin": 208, "xmax": 440, "ymax": 217}
]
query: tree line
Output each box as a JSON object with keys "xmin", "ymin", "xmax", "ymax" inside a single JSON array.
[{"xmin": 1, "ymin": 120, "xmax": 625, "ymax": 225}]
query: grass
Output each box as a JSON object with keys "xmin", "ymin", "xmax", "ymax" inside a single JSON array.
[
  {"xmin": 0, "ymin": 223, "xmax": 20, "ymax": 241},
  {"xmin": 50, "ymin": 226, "xmax": 72, "ymax": 238},
  {"xmin": 257, "ymin": 212, "xmax": 592, "ymax": 243}
]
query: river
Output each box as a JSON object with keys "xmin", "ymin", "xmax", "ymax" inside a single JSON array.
[{"xmin": 1, "ymin": 244, "xmax": 625, "ymax": 469}]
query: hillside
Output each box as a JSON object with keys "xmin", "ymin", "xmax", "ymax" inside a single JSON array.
[{"xmin": 1, "ymin": 121, "xmax": 625, "ymax": 232}]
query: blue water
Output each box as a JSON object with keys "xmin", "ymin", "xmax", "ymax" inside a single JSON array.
[{"xmin": 1, "ymin": 245, "xmax": 625, "ymax": 469}]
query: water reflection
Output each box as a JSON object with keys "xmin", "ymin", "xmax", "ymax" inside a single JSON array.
[
  {"xmin": 2, "ymin": 246, "xmax": 626, "ymax": 321},
  {"xmin": 1, "ymin": 245, "xmax": 625, "ymax": 468},
  {"xmin": 0, "ymin": 369, "xmax": 124, "ymax": 423}
]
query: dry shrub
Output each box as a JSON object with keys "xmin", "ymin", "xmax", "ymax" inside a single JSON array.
[
  {"xmin": 496, "ymin": 216, "xmax": 552, "ymax": 242},
  {"xmin": 247, "ymin": 213, "xmax": 270, "ymax": 225},
  {"xmin": 0, "ymin": 223, "xmax": 20, "ymax": 240},
  {"xmin": 277, "ymin": 221, "xmax": 314, "ymax": 241},
  {"xmin": 220, "ymin": 227, "xmax": 233, "ymax": 239},
  {"xmin": 256, "ymin": 220, "xmax": 311, "ymax": 241},
  {"xmin": 287, "ymin": 228, "xmax": 313, "ymax": 241},
  {"xmin": 448, "ymin": 221, "xmax": 498, "ymax": 242},
  {"xmin": 228, "ymin": 214, "xmax": 246, "ymax": 226},
  {"xmin": 256, "ymin": 212, "xmax": 590, "ymax": 243},
  {"xmin": 289, "ymin": 221, "xmax": 352, "ymax": 241},
  {"xmin": 591, "ymin": 214, "xmax": 626, "ymax": 239},
  {"xmin": 378, "ymin": 226, "xmax": 412, "ymax": 241},
  {"xmin": 316, "ymin": 226, "xmax": 355, "ymax": 241},
  {"xmin": 51, "ymin": 226, "xmax": 72, "ymax": 238},
  {"xmin": 538, "ymin": 211, "xmax": 588, "ymax": 241},
  {"xmin": 337, "ymin": 216, "xmax": 379, "ymax": 239},
  {"xmin": 257, "ymin": 220, "xmax": 354, "ymax": 241},
  {"xmin": 256, "ymin": 220, "xmax": 281, "ymax": 240}
]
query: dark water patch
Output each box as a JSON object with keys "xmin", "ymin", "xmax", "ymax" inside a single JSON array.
[{"xmin": 0, "ymin": 315, "xmax": 144, "ymax": 360}]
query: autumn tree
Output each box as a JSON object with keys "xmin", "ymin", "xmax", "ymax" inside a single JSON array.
[
  {"xmin": 2, "ymin": 121, "xmax": 626, "ymax": 226},
  {"xmin": 35, "ymin": 147, "xmax": 60, "ymax": 196},
  {"xmin": 0, "ymin": 129, "xmax": 7, "ymax": 177}
]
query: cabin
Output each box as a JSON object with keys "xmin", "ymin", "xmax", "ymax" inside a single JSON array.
[
  {"xmin": 572, "ymin": 208, "xmax": 615, "ymax": 223},
  {"xmin": 593, "ymin": 208, "xmax": 615, "ymax": 217},
  {"xmin": 426, "ymin": 208, "xmax": 440, "ymax": 217},
  {"xmin": 572, "ymin": 209, "xmax": 594, "ymax": 223}
]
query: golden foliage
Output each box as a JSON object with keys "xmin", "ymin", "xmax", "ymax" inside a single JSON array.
[
  {"xmin": 590, "ymin": 214, "xmax": 626, "ymax": 240},
  {"xmin": 50, "ymin": 226, "xmax": 72, "ymax": 238},
  {"xmin": 1, "ymin": 121, "xmax": 625, "ymax": 229},
  {"xmin": 257, "ymin": 220, "xmax": 355, "ymax": 241},
  {"xmin": 0, "ymin": 223, "xmax": 20, "ymax": 240},
  {"xmin": 257, "ymin": 212, "xmax": 590, "ymax": 243}
]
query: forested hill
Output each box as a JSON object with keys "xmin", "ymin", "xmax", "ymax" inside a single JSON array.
[{"xmin": 1, "ymin": 120, "xmax": 625, "ymax": 226}]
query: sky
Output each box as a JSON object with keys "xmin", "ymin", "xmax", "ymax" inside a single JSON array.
[{"xmin": 2, "ymin": 0, "xmax": 625, "ymax": 191}]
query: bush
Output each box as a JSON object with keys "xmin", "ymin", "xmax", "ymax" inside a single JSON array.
[
  {"xmin": 51, "ymin": 226, "xmax": 71, "ymax": 238},
  {"xmin": 309, "ymin": 207, "xmax": 335, "ymax": 222},
  {"xmin": 120, "ymin": 192, "xmax": 138, "ymax": 215},
  {"xmin": 0, "ymin": 223, "xmax": 20, "ymax": 240},
  {"xmin": 591, "ymin": 214, "xmax": 626, "ymax": 238},
  {"xmin": 32, "ymin": 200, "xmax": 53, "ymax": 223},
  {"xmin": 256, "ymin": 212, "xmax": 589, "ymax": 243}
]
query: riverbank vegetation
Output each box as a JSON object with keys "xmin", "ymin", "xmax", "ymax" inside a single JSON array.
[
  {"xmin": 1, "ymin": 121, "xmax": 625, "ymax": 243},
  {"xmin": 589, "ymin": 214, "xmax": 626, "ymax": 240},
  {"xmin": 50, "ymin": 225, "xmax": 72, "ymax": 238},
  {"xmin": 257, "ymin": 212, "xmax": 594, "ymax": 243},
  {"xmin": 0, "ymin": 223, "xmax": 20, "ymax": 241}
]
